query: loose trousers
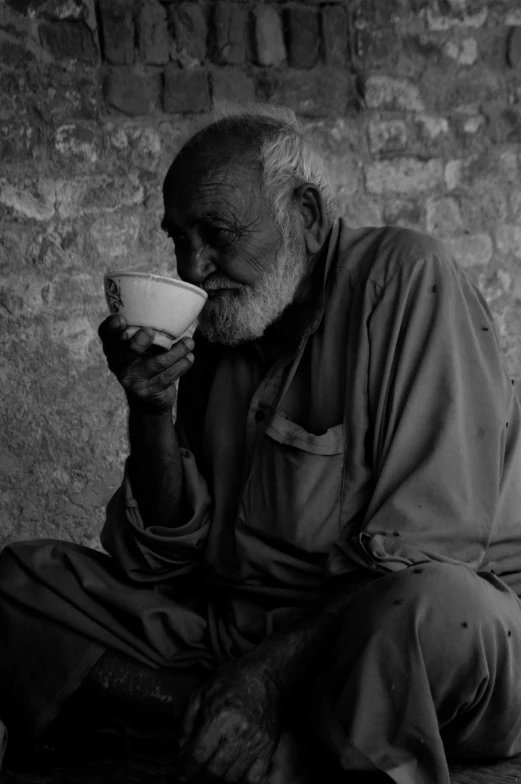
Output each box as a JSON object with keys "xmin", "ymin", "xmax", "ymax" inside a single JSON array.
[{"xmin": 1, "ymin": 541, "xmax": 521, "ymax": 784}]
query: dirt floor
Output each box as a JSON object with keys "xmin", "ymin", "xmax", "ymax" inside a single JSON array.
[{"xmin": 3, "ymin": 748, "xmax": 521, "ymax": 784}]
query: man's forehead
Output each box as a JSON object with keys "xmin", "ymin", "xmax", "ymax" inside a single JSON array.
[
  {"xmin": 163, "ymin": 159, "xmax": 264, "ymax": 229},
  {"xmin": 165, "ymin": 129, "xmax": 262, "ymax": 194}
]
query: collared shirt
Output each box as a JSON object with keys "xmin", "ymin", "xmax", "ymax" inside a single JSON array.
[{"xmin": 102, "ymin": 219, "xmax": 521, "ymax": 662}]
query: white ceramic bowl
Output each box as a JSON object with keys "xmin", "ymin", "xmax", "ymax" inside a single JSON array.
[{"xmin": 104, "ymin": 271, "xmax": 208, "ymax": 349}]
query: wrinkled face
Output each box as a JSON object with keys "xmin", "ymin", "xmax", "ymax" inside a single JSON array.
[{"xmin": 161, "ymin": 149, "xmax": 309, "ymax": 345}]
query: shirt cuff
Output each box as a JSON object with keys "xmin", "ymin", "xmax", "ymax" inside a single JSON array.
[{"xmin": 100, "ymin": 450, "xmax": 212, "ymax": 582}]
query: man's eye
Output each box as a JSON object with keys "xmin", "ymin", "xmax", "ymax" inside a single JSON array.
[
  {"xmin": 202, "ymin": 225, "xmax": 234, "ymax": 247},
  {"xmin": 171, "ymin": 232, "xmax": 189, "ymax": 247}
]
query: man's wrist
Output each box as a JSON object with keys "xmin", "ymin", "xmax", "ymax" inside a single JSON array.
[{"xmin": 127, "ymin": 398, "xmax": 174, "ymax": 420}]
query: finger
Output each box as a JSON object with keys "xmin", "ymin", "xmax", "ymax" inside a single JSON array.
[
  {"xmin": 137, "ymin": 338, "xmax": 195, "ymax": 379},
  {"xmin": 98, "ymin": 314, "xmax": 128, "ymax": 346},
  {"xmin": 217, "ymin": 751, "xmax": 251, "ymax": 783},
  {"xmin": 243, "ymin": 756, "xmax": 271, "ymax": 784},
  {"xmin": 184, "ymin": 722, "xmax": 222, "ymax": 769},
  {"xmin": 144, "ymin": 355, "xmax": 194, "ymax": 390},
  {"xmin": 199, "ymin": 739, "xmax": 234, "ymax": 779},
  {"xmin": 126, "ymin": 327, "xmax": 155, "ymax": 354}
]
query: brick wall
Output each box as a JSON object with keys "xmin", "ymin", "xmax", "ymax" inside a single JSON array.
[{"xmin": 0, "ymin": 0, "xmax": 520, "ymax": 547}]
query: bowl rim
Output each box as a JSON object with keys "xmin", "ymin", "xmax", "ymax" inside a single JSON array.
[{"xmin": 104, "ymin": 271, "xmax": 208, "ymax": 300}]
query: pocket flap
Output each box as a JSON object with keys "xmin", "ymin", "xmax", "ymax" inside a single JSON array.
[{"xmin": 265, "ymin": 412, "xmax": 344, "ymax": 455}]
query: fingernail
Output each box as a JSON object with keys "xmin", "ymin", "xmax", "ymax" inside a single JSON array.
[
  {"xmin": 185, "ymin": 338, "xmax": 195, "ymax": 351},
  {"xmin": 187, "ymin": 353, "xmax": 194, "ymax": 363}
]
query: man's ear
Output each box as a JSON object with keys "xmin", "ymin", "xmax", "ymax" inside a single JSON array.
[{"xmin": 292, "ymin": 184, "xmax": 330, "ymax": 256}]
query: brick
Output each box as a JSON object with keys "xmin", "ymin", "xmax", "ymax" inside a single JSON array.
[
  {"xmin": 211, "ymin": 69, "xmax": 255, "ymax": 104},
  {"xmin": 341, "ymin": 195, "xmax": 383, "ymax": 230},
  {"xmin": 138, "ymin": 0, "xmax": 169, "ymax": 65},
  {"xmin": 463, "ymin": 182, "xmax": 508, "ymax": 226},
  {"xmin": 366, "ymin": 158, "xmax": 443, "ymax": 195},
  {"xmin": 365, "ymin": 75, "xmax": 425, "ymax": 112},
  {"xmin": 254, "ymin": 6, "xmax": 285, "ymax": 67},
  {"xmin": 0, "ymin": 122, "xmax": 39, "ymax": 162},
  {"xmin": 498, "ymin": 149, "xmax": 519, "ymax": 183},
  {"xmin": 0, "ymin": 178, "xmax": 56, "ymax": 221},
  {"xmin": 426, "ymin": 196, "xmax": 463, "ymax": 235},
  {"xmin": 511, "ymin": 190, "xmax": 521, "ymax": 223},
  {"xmin": 506, "ymin": 10, "xmax": 521, "ymax": 26},
  {"xmin": 444, "ymin": 234, "xmax": 493, "ymax": 268},
  {"xmin": 39, "ymin": 20, "xmax": 97, "ymax": 62},
  {"xmin": 285, "ymin": 8, "xmax": 319, "ymax": 69},
  {"xmin": 415, "ymin": 115, "xmax": 449, "ymax": 140},
  {"xmin": 322, "ymin": 6, "xmax": 348, "ymax": 67},
  {"xmin": 90, "ymin": 213, "xmax": 141, "ymax": 259},
  {"xmin": 426, "ymin": 4, "xmax": 488, "ymax": 31},
  {"xmin": 256, "ymin": 68, "xmax": 354, "ymax": 118},
  {"xmin": 443, "ymin": 36, "xmax": 478, "ymax": 66},
  {"xmin": 170, "ymin": 3, "xmax": 207, "ymax": 63},
  {"xmin": 383, "ymin": 199, "xmax": 422, "ymax": 228},
  {"xmin": 368, "ymin": 119, "xmax": 408, "ymax": 155},
  {"xmin": 496, "ymin": 225, "xmax": 521, "ymax": 259},
  {"xmin": 105, "ymin": 69, "xmax": 161, "ymax": 116},
  {"xmin": 356, "ymin": 26, "xmax": 399, "ymax": 63},
  {"xmin": 484, "ymin": 104, "xmax": 521, "ymax": 144},
  {"xmin": 433, "ymin": 67, "xmax": 502, "ymax": 114},
  {"xmin": 34, "ymin": 0, "xmax": 84, "ymax": 20},
  {"xmin": 163, "ymin": 66, "xmax": 211, "ymax": 114},
  {"xmin": 445, "ymin": 159, "xmax": 463, "ymax": 190},
  {"xmin": 462, "ymin": 115, "xmax": 484, "ymax": 134},
  {"xmin": 99, "ymin": 0, "xmax": 134, "ymax": 65},
  {"xmin": 54, "ymin": 123, "xmax": 100, "ymax": 163},
  {"xmin": 507, "ymin": 27, "xmax": 521, "ymax": 68},
  {"xmin": 0, "ymin": 39, "xmax": 35, "ymax": 68},
  {"xmin": 213, "ymin": 3, "xmax": 248, "ymax": 65}
]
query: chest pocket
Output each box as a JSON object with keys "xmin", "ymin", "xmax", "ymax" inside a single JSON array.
[{"xmin": 237, "ymin": 411, "xmax": 345, "ymax": 554}]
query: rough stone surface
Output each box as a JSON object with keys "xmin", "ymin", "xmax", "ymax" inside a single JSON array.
[
  {"xmin": 254, "ymin": 6, "xmax": 285, "ymax": 67},
  {"xmin": 285, "ymin": 7, "xmax": 320, "ymax": 69},
  {"xmin": 163, "ymin": 66, "xmax": 211, "ymax": 114}
]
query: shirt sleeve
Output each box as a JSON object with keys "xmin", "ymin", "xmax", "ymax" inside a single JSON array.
[
  {"xmin": 100, "ymin": 438, "xmax": 212, "ymax": 583},
  {"xmin": 327, "ymin": 244, "xmax": 513, "ymax": 577}
]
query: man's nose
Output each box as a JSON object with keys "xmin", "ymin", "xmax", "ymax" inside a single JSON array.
[{"xmin": 178, "ymin": 242, "xmax": 217, "ymax": 286}]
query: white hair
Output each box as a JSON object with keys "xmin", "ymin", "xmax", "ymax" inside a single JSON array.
[{"xmin": 182, "ymin": 100, "xmax": 338, "ymax": 228}]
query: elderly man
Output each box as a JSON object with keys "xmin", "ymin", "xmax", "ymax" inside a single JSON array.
[{"xmin": 2, "ymin": 104, "xmax": 521, "ymax": 784}]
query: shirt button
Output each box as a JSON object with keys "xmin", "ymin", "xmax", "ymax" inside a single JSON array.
[{"xmin": 254, "ymin": 409, "xmax": 265, "ymax": 423}]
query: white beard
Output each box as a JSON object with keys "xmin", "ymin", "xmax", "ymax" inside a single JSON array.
[{"xmin": 197, "ymin": 226, "xmax": 309, "ymax": 346}]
